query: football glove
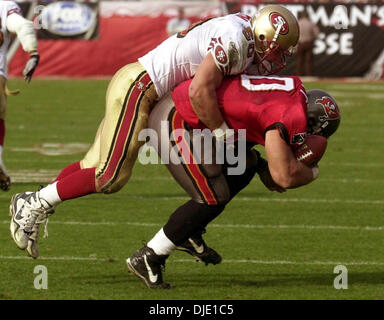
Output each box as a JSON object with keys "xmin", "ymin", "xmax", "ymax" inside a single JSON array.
[{"xmin": 23, "ymin": 53, "xmax": 40, "ymax": 83}]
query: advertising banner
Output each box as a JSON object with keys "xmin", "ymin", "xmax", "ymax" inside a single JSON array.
[{"xmin": 223, "ymin": 1, "xmax": 384, "ymax": 77}]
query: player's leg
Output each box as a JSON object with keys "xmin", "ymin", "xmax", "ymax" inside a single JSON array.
[
  {"xmin": 0, "ymin": 76, "xmax": 10, "ymax": 191},
  {"xmin": 94, "ymin": 63, "xmax": 157, "ymax": 194},
  {"xmin": 9, "ymin": 62, "xmax": 158, "ymax": 258},
  {"xmin": 127, "ymin": 97, "xmax": 229, "ymax": 288},
  {"xmin": 37, "ymin": 63, "xmax": 156, "ymax": 221},
  {"xmin": 224, "ymin": 147, "xmax": 260, "ymax": 199},
  {"xmin": 21, "ymin": 117, "xmax": 106, "ymax": 257},
  {"xmin": 9, "ymin": 115, "xmax": 105, "ymax": 258},
  {"xmin": 50, "ymin": 118, "xmax": 105, "ymax": 183},
  {"xmin": 129, "ymin": 149, "xmax": 262, "ymax": 288}
]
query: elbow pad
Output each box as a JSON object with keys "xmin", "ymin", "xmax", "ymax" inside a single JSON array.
[{"xmin": 6, "ymin": 13, "xmax": 38, "ymax": 53}]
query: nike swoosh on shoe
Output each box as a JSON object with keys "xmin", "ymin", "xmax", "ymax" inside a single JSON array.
[
  {"xmin": 144, "ymin": 255, "xmax": 158, "ymax": 283},
  {"xmin": 189, "ymin": 238, "xmax": 204, "ymax": 254}
]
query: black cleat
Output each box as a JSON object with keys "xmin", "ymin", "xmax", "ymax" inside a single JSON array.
[
  {"xmin": 0, "ymin": 167, "xmax": 10, "ymax": 191},
  {"xmin": 176, "ymin": 229, "xmax": 222, "ymax": 266},
  {"xmin": 126, "ymin": 246, "xmax": 171, "ymax": 289}
]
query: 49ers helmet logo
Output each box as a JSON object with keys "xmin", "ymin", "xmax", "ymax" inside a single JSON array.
[
  {"xmin": 316, "ymin": 97, "xmax": 340, "ymax": 120},
  {"xmin": 270, "ymin": 13, "xmax": 289, "ymax": 35}
]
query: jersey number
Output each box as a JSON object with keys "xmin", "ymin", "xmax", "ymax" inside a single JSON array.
[{"xmin": 241, "ymin": 75, "xmax": 294, "ymax": 92}]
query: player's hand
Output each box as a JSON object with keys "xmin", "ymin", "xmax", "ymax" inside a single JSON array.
[
  {"xmin": 258, "ymin": 167, "xmax": 286, "ymax": 193},
  {"xmin": 23, "ymin": 53, "xmax": 40, "ymax": 83}
]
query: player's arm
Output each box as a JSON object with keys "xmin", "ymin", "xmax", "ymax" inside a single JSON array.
[
  {"xmin": 6, "ymin": 13, "xmax": 39, "ymax": 82},
  {"xmin": 188, "ymin": 54, "xmax": 226, "ymax": 134},
  {"xmin": 265, "ymin": 129, "xmax": 318, "ymax": 189}
]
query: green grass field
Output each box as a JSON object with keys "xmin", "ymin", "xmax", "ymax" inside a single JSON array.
[{"xmin": 0, "ymin": 78, "xmax": 383, "ymax": 300}]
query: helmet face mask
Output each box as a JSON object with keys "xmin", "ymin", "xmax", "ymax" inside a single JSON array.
[
  {"xmin": 254, "ymin": 42, "xmax": 288, "ymax": 75},
  {"xmin": 306, "ymin": 90, "xmax": 341, "ymax": 138},
  {"xmin": 251, "ymin": 5, "xmax": 299, "ymax": 75}
]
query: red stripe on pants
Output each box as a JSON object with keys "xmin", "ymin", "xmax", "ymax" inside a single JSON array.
[{"xmin": 98, "ymin": 73, "xmax": 151, "ymax": 189}]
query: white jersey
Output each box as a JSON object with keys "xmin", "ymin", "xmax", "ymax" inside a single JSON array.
[
  {"xmin": 0, "ymin": 1, "xmax": 21, "ymax": 77},
  {"xmin": 139, "ymin": 13, "xmax": 256, "ymax": 99}
]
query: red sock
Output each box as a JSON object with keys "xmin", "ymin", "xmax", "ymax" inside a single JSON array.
[
  {"xmin": 0, "ymin": 119, "xmax": 5, "ymax": 146},
  {"xmin": 53, "ymin": 161, "xmax": 81, "ymax": 183},
  {"xmin": 56, "ymin": 167, "xmax": 97, "ymax": 201}
]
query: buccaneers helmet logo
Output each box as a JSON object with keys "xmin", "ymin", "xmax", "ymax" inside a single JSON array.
[
  {"xmin": 316, "ymin": 97, "xmax": 340, "ymax": 120},
  {"xmin": 269, "ymin": 13, "xmax": 289, "ymax": 35}
]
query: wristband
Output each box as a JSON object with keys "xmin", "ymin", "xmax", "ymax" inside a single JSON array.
[
  {"xmin": 312, "ymin": 166, "xmax": 319, "ymax": 180},
  {"xmin": 212, "ymin": 121, "xmax": 230, "ymax": 140}
]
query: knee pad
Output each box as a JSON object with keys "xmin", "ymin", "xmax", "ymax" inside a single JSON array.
[{"xmin": 97, "ymin": 178, "xmax": 124, "ymax": 194}]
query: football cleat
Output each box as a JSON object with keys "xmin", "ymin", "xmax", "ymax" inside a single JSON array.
[
  {"xmin": 9, "ymin": 192, "xmax": 34, "ymax": 249},
  {"xmin": 0, "ymin": 163, "xmax": 11, "ymax": 191},
  {"xmin": 176, "ymin": 229, "xmax": 222, "ymax": 266},
  {"xmin": 9, "ymin": 192, "xmax": 54, "ymax": 258},
  {"xmin": 126, "ymin": 246, "xmax": 171, "ymax": 289}
]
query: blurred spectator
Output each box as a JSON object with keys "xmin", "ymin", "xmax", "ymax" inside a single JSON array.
[
  {"xmin": 296, "ymin": 11, "xmax": 319, "ymax": 76},
  {"xmin": 166, "ymin": 7, "xmax": 191, "ymax": 36}
]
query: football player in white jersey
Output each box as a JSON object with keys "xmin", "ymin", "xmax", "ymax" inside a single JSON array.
[
  {"xmin": 0, "ymin": 1, "xmax": 39, "ymax": 190},
  {"xmin": 9, "ymin": 6, "xmax": 298, "ymax": 261}
]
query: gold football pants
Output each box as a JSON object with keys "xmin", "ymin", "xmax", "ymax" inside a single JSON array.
[{"xmin": 81, "ymin": 62, "xmax": 158, "ymax": 193}]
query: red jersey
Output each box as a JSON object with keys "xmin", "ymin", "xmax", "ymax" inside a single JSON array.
[{"xmin": 171, "ymin": 74, "xmax": 308, "ymax": 148}]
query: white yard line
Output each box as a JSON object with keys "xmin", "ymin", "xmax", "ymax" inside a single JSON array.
[
  {"xmin": 2, "ymin": 220, "xmax": 383, "ymax": 231},
  {"xmin": 0, "ymin": 255, "xmax": 383, "ymax": 266},
  {"xmin": 76, "ymin": 195, "xmax": 384, "ymax": 205},
  {"xmin": 331, "ymin": 91, "xmax": 384, "ymax": 100},
  {"xmin": 0, "ymin": 194, "xmax": 383, "ymax": 205},
  {"xmin": 5, "ymin": 169, "xmax": 384, "ymax": 184},
  {"xmin": 0, "ymin": 255, "xmax": 100, "ymax": 261}
]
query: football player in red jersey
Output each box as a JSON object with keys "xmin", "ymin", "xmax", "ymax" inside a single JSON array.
[{"xmin": 127, "ymin": 74, "xmax": 341, "ymax": 288}]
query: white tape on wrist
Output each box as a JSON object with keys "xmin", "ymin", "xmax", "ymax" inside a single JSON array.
[
  {"xmin": 212, "ymin": 122, "xmax": 230, "ymax": 140},
  {"xmin": 312, "ymin": 166, "xmax": 319, "ymax": 180}
]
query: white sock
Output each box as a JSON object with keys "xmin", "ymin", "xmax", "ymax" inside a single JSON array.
[
  {"xmin": 147, "ymin": 228, "xmax": 176, "ymax": 256},
  {"xmin": 38, "ymin": 182, "xmax": 62, "ymax": 208}
]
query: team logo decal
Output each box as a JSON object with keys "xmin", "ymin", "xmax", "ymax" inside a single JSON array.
[
  {"xmin": 270, "ymin": 13, "xmax": 289, "ymax": 35},
  {"xmin": 316, "ymin": 97, "xmax": 340, "ymax": 120},
  {"xmin": 214, "ymin": 45, "xmax": 228, "ymax": 65},
  {"xmin": 135, "ymin": 81, "xmax": 146, "ymax": 91}
]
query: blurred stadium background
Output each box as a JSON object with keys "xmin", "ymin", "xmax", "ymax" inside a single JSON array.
[
  {"xmin": 1, "ymin": 0, "xmax": 384, "ymax": 300},
  {"xmin": 8, "ymin": 0, "xmax": 384, "ymax": 80}
]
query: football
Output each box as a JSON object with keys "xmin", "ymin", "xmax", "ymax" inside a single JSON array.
[{"xmin": 294, "ymin": 135, "xmax": 327, "ymax": 166}]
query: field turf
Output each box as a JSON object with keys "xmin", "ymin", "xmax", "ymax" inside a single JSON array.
[{"xmin": 0, "ymin": 78, "xmax": 383, "ymax": 300}]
